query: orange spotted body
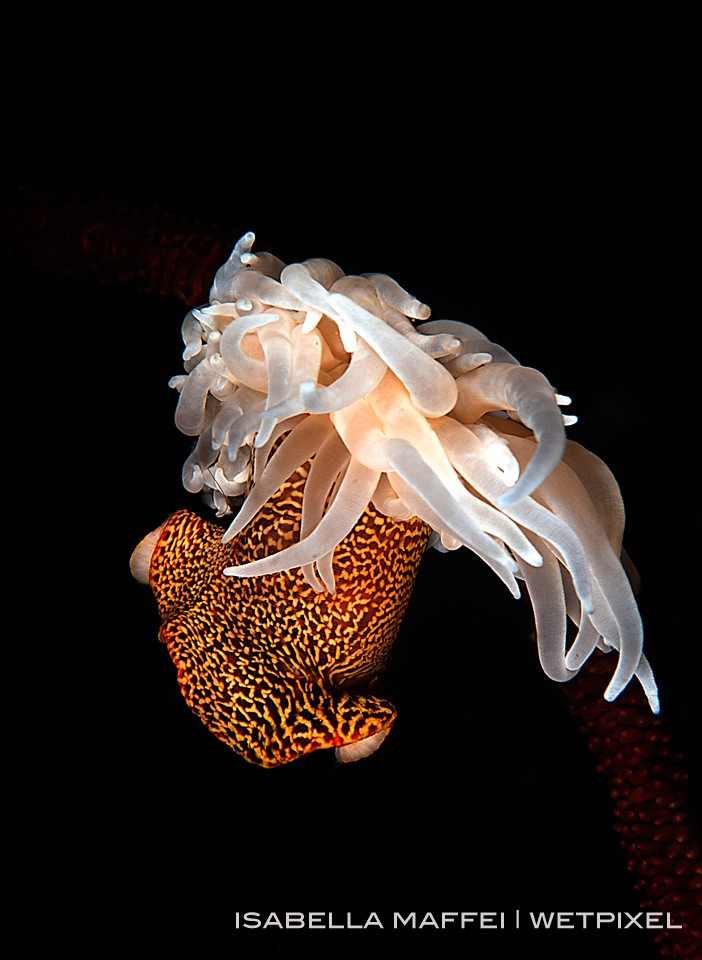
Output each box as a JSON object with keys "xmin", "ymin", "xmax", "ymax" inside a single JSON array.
[{"xmin": 147, "ymin": 465, "xmax": 430, "ymax": 767}]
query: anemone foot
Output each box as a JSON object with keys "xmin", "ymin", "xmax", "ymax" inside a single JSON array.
[{"xmin": 335, "ymin": 728, "xmax": 390, "ymax": 763}]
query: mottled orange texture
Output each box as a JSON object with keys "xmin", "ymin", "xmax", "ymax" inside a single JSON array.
[{"xmin": 141, "ymin": 463, "xmax": 430, "ymax": 767}]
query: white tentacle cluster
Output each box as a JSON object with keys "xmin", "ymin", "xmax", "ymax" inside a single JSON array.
[{"xmin": 170, "ymin": 232, "xmax": 658, "ymax": 711}]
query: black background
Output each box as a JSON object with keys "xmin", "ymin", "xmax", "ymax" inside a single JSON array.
[{"xmin": 5, "ymin": 7, "xmax": 699, "ymax": 959}]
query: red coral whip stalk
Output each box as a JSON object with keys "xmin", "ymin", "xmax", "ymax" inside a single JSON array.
[
  {"xmin": 560, "ymin": 651, "xmax": 701, "ymax": 957},
  {"xmin": 1, "ymin": 183, "xmax": 231, "ymax": 306}
]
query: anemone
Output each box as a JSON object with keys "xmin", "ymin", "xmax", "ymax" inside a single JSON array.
[{"xmin": 169, "ymin": 232, "xmax": 658, "ymax": 711}]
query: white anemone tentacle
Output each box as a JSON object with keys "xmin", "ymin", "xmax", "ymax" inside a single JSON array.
[
  {"xmin": 299, "ymin": 430, "xmax": 352, "ymax": 593},
  {"xmin": 219, "ymin": 312, "xmax": 280, "ymax": 392},
  {"xmin": 453, "ymin": 363, "xmax": 567, "ymax": 507},
  {"xmin": 516, "ymin": 532, "xmax": 577, "ymax": 683}
]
